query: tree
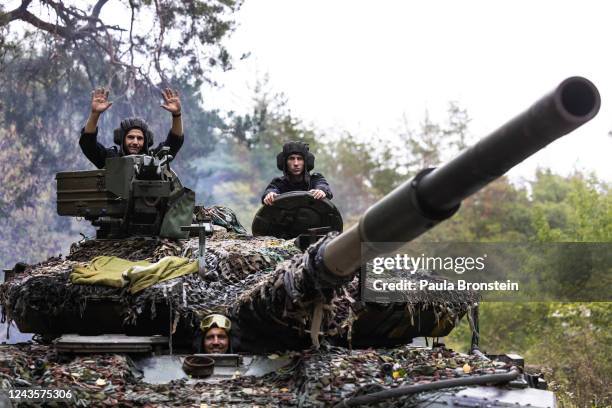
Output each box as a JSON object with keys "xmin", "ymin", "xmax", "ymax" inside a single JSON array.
[
  {"xmin": 0, "ymin": 0, "xmax": 239, "ymax": 178},
  {"xmin": 0, "ymin": 1, "xmax": 241, "ymax": 267},
  {"xmin": 446, "ymin": 170, "xmax": 612, "ymax": 407},
  {"xmin": 530, "ymin": 169, "xmax": 611, "ymax": 242},
  {"xmin": 1, "ymin": 0, "xmax": 240, "ymax": 87},
  {"xmin": 398, "ymin": 102, "xmax": 471, "ymax": 175}
]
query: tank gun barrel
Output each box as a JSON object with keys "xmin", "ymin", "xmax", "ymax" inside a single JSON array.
[
  {"xmin": 232, "ymin": 77, "xmax": 600, "ymax": 351},
  {"xmin": 321, "ymin": 76, "xmax": 600, "ymax": 278}
]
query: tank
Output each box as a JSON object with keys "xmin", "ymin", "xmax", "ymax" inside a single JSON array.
[{"xmin": 0, "ymin": 76, "xmax": 600, "ymax": 407}]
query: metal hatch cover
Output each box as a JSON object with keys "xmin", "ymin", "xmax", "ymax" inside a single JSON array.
[
  {"xmin": 252, "ymin": 191, "xmax": 343, "ymax": 239},
  {"xmin": 133, "ymin": 354, "xmax": 293, "ymax": 384}
]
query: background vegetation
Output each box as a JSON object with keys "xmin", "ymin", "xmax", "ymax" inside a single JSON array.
[{"xmin": 1, "ymin": 2, "xmax": 610, "ymax": 407}]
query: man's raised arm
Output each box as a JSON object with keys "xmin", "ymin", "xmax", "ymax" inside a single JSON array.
[
  {"xmin": 160, "ymin": 88, "xmax": 183, "ymax": 137},
  {"xmin": 80, "ymin": 87, "xmax": 113, "ymax": 169},
  {"xmin": 84, "ymin": 87, "xmax": 113, "ymax": 133}
]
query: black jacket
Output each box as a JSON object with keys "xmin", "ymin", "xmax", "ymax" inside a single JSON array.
[
  {"xmin": 79, "ymin": 127, "xmax": 184, "ymax": 169},
  {"xmin": 261, "ymin": 172, "xmax": 333, "ymax": 203}
]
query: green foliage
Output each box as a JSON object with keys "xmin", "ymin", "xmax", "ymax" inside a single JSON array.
[
  {"xmin": 536, "ymin": 303, "xmax": 612, "ymax": 407},
  {"xmin": 449, "ymin": 302, "xmax": 611, "ymax": 407},
  {"xmin": 316, "ymin": 137, "xmax": 381, "ymax": 222},
  {"xmin": 0, "ymin": 185, "xmax": 92, "ymax": 264},
  {"xmin": 425, "ymin": 176, "xmax": 534, "ymax": 242},
  {"xmin": 0, "ymin": 124, "xmax": 35, "ymax": 214},
  {"xmin": 0, "ymin": 1, "xmax": 236, "ymax": 266},
  {"xmin": 443, "ymin": 170, "xmax": 611, "ymax": 407},
  {"xmin": 1, "ymin": 0, "xmax": 241, "ymax": 86},
  {"xmin": 399, "ymin": 102, "xmax": 470, "ymax": 173},
  {"xmin": 530, "ymin": 170, "xmax": 611, "ymax": 242}
]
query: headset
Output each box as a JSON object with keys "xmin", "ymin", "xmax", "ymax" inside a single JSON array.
[
  {"xmin": 113, "ymin": 117, "xmax": 154, "ymax": 153},
  {"xmin": 276, "ymin": 141, "xmax": 315, "ymax": 172}
]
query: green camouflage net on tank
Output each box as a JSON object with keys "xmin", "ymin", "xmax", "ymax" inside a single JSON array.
[
  {"xmin": 1, "ymin": 234, "xmax": 299, "ymax": 333},
  {"xmin": 194, "ymin": 205, "xmax": 248, "ymax": 234},
  {"xmin": 1, "ymin": 232, "xmax": 478, "ymax": 351},
  {"xmin": 0, "ymin": 342, "xmax": 512, "ymax": 407},
  {"xmin": 232, "ymin": 234, "xmax": 479, "ymax": 350}
]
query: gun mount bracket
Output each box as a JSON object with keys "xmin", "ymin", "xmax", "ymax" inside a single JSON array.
[{"xmin": 181, "ymin": 221, "xmax": 214, "ymax": 279}]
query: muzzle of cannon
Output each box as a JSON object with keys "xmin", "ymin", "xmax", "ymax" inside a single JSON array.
[{"xmin": 318, "ymin": 76, "xmax": 600, "ymax": 280}]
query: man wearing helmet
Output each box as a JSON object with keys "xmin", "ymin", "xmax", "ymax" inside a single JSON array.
[
  {"xmin": 79, "ymin": 87, "xmax": 184, "ymax": 169},
  {"xmin": 198, "ymin": 314, "xmax": 231, "ymax": 354},
  {"xmin": 262, "ymin": 141, "xmax": 333, "ymax": 205}
]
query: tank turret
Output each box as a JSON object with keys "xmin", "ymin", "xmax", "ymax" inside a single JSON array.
[{"xmin": 252, "ymin": 190, "xmax": 344, "ymax": 250}]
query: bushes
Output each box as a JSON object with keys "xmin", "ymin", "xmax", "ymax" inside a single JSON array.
[{"xmin": 448, "ymin": 302, "xmax": 611, "ymax": 407}]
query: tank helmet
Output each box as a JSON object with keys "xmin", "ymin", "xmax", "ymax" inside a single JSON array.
[
  {"xmin": 113, "ymin": 117, "xmax": 154, "ymax": 154},
  {"xmin": 200, "ymin": 314, "xmax": 231, "ymax": 333},
  {"xmin": 276, "ymin": 141, "xmax": 315, "ymax": 172}
]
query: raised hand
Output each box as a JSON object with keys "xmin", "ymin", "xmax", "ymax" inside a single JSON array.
[
  {"xmin": 160, "ymin": 88, "xmax": 181, "ymax": 115},
  {"xmin": 91, "ymin": 87, "xmax": 112, "ymax": 114}
]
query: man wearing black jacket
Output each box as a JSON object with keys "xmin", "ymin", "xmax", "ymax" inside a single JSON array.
[
  {"xmin": 79, "ymin": 87, "xmax": 184, "ymax": 169},
  {"xmin": 262, "ymin": 141, "xmax": 333, "ymax": 205}
]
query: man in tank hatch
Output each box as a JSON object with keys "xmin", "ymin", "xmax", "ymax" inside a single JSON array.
[
  {"xmin": 196, "ymin": 314, "xmax": 232, "ymax": 354},
  {"xmin": 79, "ymin": 87, "xmax": 184, "ymax": 169},
  {"xmin": 261, "ymin": 141, "xmax": 333, "ymax": 205}
]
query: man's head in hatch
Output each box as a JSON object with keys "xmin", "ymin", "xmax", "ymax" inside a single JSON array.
[
  {"xmin": 113, "ymin": 117, "xmax": 153, "ymax": 155},
  {"xmin": 277, "ymin": 141, "xmax": 314, "ymax": 181},
  {"xmin": 286, "ymin": 153, "xmax": 305, "ymax": 179},
  {"xmin": 125, "ymin": 128, "xmax": 145, "ymax": 154},
  {"xmin": 200, "ymin": 314, "xmax": 231, "ymax": 354}
]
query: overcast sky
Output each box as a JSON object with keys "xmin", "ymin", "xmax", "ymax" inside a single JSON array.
[{"xmin": 206, "ymin": 0, "xmax": 611, "ymax": 182}]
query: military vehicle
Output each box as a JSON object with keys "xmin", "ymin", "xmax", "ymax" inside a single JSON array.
[{"xmin": 0, "ymin": 76, "xmax": 600, "ymax": 407}]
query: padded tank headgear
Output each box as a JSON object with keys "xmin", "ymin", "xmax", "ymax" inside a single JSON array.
[
  {"xmin": 113, "ymin": 117, "xmax": 154, "ymax": 154},
  {"xmin": 276, "ymin": 141, "xmax": 315, "ymax": 172}
]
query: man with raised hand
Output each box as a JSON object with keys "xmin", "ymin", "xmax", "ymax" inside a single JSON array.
[{"xmin": 79, "ymin": 87, "xmax": 184, "ymax": 169}]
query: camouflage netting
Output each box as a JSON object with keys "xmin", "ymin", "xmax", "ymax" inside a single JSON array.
[
  {"xmin": 1, "ymin": 233, "xmax": 299, "ymax": 337},
  {"xmin": 0, "ymin": 342, "xmax": 514, "ymax": 407},
  {"xmin": 1, "ymin": 228, "xmax": 478, "ymax": 351},
  {"xmin": 193, "ymin": 205, "xmax": 247, "ymax": 234},
  {"xmin": 232, "ymin": 235, "xmax": 479, "ymax": 351}
]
